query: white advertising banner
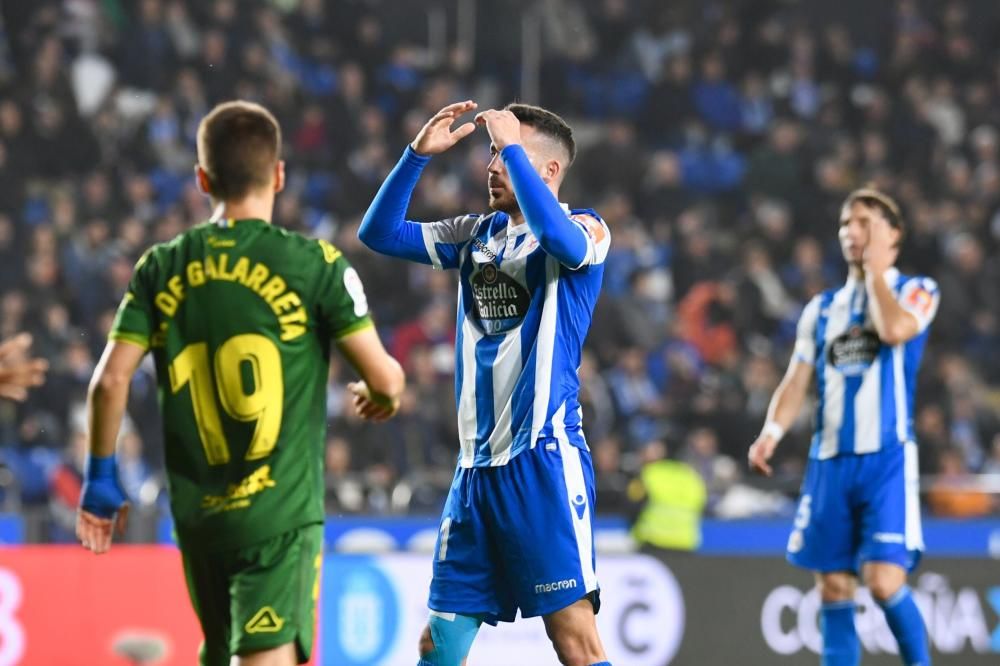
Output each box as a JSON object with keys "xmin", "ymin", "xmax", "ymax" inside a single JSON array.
[{"xmin": 319, "ymin": 553, "xmax": 685, "ymax": 666}]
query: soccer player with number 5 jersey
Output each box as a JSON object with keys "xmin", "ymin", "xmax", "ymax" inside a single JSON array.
[
  {"xmin": 361, "ymin": 101, "xmax": 612, "ymax": 666},
  {"xmin": 75, "ymin": 101, "xmax": 405, "ymax": 666},
  {"xmin": 749, "ymin": 188, "xmax": 939, "ymax": 666}
]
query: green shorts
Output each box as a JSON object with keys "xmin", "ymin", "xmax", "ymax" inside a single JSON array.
[{"xmin": 181, "ymin": 524, "xmax": 323, "ymax": 666}]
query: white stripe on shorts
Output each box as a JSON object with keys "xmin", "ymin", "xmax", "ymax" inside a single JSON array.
[
  {"xmin": 904, "ymin": 441, "xmax": 924, "ymax": 551},
  {"xmin": 556, "ymin": 435, "xmax": 598, "ymax": 594}
]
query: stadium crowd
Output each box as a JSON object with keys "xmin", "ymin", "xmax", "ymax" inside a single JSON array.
[{"xmin": 0, "ymin": 0, "xmax": 998, "ymax": 539}]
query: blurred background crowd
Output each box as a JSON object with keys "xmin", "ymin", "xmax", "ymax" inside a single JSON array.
[{"xmin": 1, "ymin": 0, "xmax": 998, "ymax": 541}]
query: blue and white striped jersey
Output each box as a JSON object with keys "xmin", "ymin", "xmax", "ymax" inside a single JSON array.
[
  {"xmin": 793, "ymin": 268, "xmax": 940, "ymax": 459},
  {"xmin": 421, "ymin": 206, "xmax": 611, "ymax": 467}
]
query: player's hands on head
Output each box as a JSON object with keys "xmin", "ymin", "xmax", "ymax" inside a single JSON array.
[
  {"xmin": 748, "ymin": 435, "xmax": 779, "ymax": 477},
  {"xmin": 411, "ymin": 100, "xmax": 479, "ymax": 156},
  {"xmin": 347, "ymin": 380, "xmax": 400, "ymax": 422},
  {"xmin": 474, "ymin": 109, "xmax": 522, "ymax": 152},
  {"xmin": 862, "ymin": 216, "xmax": 895, "ymax": 276},
  {"xmin": 0, "ymin": 332, "xmax": 48, "ymax": 401},
  {"xmin": 77, "ymin": 476, "xmax": 129, "ymax": 554}
]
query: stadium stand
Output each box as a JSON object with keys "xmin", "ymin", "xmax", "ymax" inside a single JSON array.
[{"xmin": 0, "ymin": 0, "xmax": 997, "ymax": 541}]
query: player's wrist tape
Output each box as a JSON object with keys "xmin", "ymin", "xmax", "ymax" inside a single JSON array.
[
  {"xmin": 762, "ymin": 421, "xmax": 785, "ymax": 442},
  {"xmin": 82, "ymin": 454, "xmax": 127, "ymax": 518},
  {"xmin": 85, "ymin": 454, "xmax": 118, "ymax": 480}
]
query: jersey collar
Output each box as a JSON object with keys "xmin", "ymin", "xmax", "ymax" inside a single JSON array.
[{"xmin": 214, "ymin": 217, "xmax": 268, "ymax": 229}]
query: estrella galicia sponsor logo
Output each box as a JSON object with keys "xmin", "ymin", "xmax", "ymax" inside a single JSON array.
[
  {"xmin": 535, "ymin": 578, "xmax": 578, "ymax": 594},
  {"xmin": 471, "ymin": 263, "xmax": 530, "ymax": 335},
  {"xmin": 322, "ymin": 556, "xmax": 399, "ymax": 665},
  {"xmin": 827, "ymin": 326, "xmax": 880, "ymax": 375}
]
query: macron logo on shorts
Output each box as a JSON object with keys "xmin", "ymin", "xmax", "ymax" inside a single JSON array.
[
  {"xmin": 571, "ymin": 493, "xmax": 587, "ymax": 520},
  {"xmin": 873, "ymin": 532, "xmax": 905, "ymax": 544},
  {"xmin": 535, "ymin": 579, "xmax": 578, "ymax": 594}
]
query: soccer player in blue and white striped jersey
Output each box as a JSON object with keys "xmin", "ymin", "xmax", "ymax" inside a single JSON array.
[
  {"xmin": 360, "ymin": 101, "xmax": 612, "ymax": 666},
  {"xmin": 749, "ymin": 188, "xmax": 939, "ymax": 666}
]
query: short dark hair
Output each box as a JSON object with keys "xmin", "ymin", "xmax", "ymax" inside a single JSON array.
[
  {"xmin": 843, "ymin": 187, "xmax": 905, "ymax": 244},
  {"xmin": 196, "ymin": 101, "xmax": 281, "ymax": 201},
  {"xmin": 505, "ymin": 103, "xmax": 576, "ymax": 164}
]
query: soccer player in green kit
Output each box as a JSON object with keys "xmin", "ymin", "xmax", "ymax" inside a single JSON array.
[{"xmin": 75, "ymin": 101, "xmax": 405, "ymax": 666}]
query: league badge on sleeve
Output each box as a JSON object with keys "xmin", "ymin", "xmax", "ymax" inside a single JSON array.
[{"xmin": 905, "ymin": 284, "xmax": 934, "ymax": 318}]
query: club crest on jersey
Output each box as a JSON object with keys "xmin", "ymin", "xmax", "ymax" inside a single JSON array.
[
  {"xmin": 827, "ymin": 326, "xmax": 880, "ymax": 376},
  {"xmin": 470, "ymin": 262, "xmax": 530, "ymax": 335}
]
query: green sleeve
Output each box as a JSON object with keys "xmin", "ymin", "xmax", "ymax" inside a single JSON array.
[
  {"xmin": 109, "ymin": 250, "xmax": 156, "ymax": 350},
  {"xmin": 313, "ymin": 240, "xmax": 373, "ymax": 339}
]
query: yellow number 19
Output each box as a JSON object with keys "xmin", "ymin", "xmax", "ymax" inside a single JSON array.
[{"xmin": 168, "ymin": 334, "xmax": 284, "ymax": 465}]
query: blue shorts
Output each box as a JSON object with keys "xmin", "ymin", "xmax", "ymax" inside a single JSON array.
[
  {"xmin": 428, "ymin": 436, "xmax": 599, "ymax": 624},
  {"xmin": 787, "ymin": 442, "xmax": 923, "ymax": 574}
]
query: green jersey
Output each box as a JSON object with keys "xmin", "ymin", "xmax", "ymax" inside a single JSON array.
[{"xmin": 111, "ymin": 218, "xmax": 372, "ymax": 551}]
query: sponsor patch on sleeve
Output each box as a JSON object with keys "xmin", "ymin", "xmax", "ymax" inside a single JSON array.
[
  {"xmin": 343, "ymin": 267, "xmax": 369, "ymax": 317},
  {"xmin": 904, "ymin": 285, "xmax": 935, "ymax": 319},
  {"xmin": 570, "ymin": 213, "xmax": 607, "ymax": 244}
]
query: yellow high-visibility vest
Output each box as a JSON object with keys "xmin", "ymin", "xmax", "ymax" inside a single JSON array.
[{"xmin": 630, "ymin": 460, "xmax": 707, "ymax": 551}]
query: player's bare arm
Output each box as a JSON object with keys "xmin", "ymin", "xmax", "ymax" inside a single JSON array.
[
  {"xmin": 337, "ymin": 326, "xmax": 405, "ymax": 421},
  {"xmin": 0, "ymin": 332, "xmax": 48, "ymax": 401},
  {"xmin": 410, "ymin": 100, "xmax": 479, "ymax": 156},
  {"xmin": 76, "ymin": 339, "xmax": 146, "ymax": 554},
  {"xmin": 863, "ymin": 216, "xmax": 920, "ymax": 345},
  {"xmin": 748, "ymin": 359, "xmax": 813, "ymax": 477}
]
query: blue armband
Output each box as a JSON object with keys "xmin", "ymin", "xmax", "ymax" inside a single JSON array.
[
  {"xmin": 81, "ymin": 454, "xmax": 127, "ymax": 518},
  {"xmin": 500, "ymin": 144, "xmax": 589, "ymax": 267}
]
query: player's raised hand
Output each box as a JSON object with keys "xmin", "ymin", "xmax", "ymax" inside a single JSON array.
[
  {"xmin": 748, "ymin": 434, "xmax": 779, "ymax": 477},
  {"xmin": 474, "ymin": 108, "xmax": 522, "ymax": 151},
  {"xmin": 347, "ymin": 380, "xmax": 400, "ymax": 422},
  {"xmin": 862, "ymin": 216, "xmax": 896, "ymax": 276},
  {"xmin": 410, "ymin": 100, "xmax": 479, "ymax": 156},
  {"xmin": 0, "ymin": 333, "xmax": 48, "ymax": 401}
]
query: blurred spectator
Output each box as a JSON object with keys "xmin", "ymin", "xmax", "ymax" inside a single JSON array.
[
  {"xmin": 743, "ymin": 119, "xmax": 804, "ymax": 201},
  {"xmin": 389, "ymin": 298, "xmax": 455, "ymax": 373},
  {"xmin": 628, "ymin": 439, "xmax": 706, "ymax": 552},
  {"xmin": 680, "ymin": 427, "xmax": 735, "ymax": 509},
  {"xmin": 605, "ymin": 346, "xmax": 668, "ymax": 444},
  {"xmin": 592, "ymin": 435, "xmax": 631, "ymax": 516},
  {"xmin": 676, "ymin": 281, "xmax": 739, "ymax": 366},
  {"xmin": 981, "ymin": 435, "xmax": 1000, "ymax": 476},
  {"xmin": 927, "ymin": 448, "xmax": 995, "ymax": 517},
  {"xmin": 0, "ymin": 0, "xmax": 997, "ymax": 529}
]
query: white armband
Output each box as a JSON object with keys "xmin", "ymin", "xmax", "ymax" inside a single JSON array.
[{"xmin": 762, "ymin": 421, "xmax": 786, "ymax": 442}]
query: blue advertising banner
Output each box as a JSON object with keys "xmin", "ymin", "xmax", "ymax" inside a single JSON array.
[
  {"xmin": 0, "ymin": 513, "xmax": 24, "ymax": 544},
  {"xmin": 156, "ymin": 514, "xmax": 1000, "ymax": 557}
]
